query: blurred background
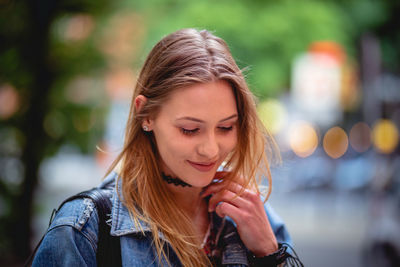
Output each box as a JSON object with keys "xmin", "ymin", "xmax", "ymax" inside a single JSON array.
[{"xmin": 1, "ymin": 0, "xmax": 399, "ymax": 266}]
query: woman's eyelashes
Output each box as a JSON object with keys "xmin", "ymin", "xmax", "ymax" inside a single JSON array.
[
  {"xmin": 181, "ymin": 128, "xmax": 199, "ymax": 135},
  {"xmin": 218, "ymin": 126, "xmax": 233, "ymax": 132},
  {"xmin": 179, "ymin": 125, "xmax": 235, "ymax": 136}
]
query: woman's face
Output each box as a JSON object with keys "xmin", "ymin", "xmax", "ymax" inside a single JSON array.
[{"xmin": 148, "ymin": 80, "xmax": 238, "ymax": 187}]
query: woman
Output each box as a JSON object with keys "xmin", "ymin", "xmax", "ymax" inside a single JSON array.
[{"xmin": 32, "ymin": 28, "xmax": 301, "ymax": 266}]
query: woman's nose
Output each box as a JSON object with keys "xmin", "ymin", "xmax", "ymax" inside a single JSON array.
[{"xmin": 197, "ymin": 133, "xmax": 219, "ymax": 159}]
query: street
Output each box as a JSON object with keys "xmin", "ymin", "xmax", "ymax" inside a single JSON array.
[{"xmin": 270, "ymin": 189, "xmax": 369, "ymax": 267}]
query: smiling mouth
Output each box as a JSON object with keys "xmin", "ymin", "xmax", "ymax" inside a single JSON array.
[{"xmin": 187, "ymin": 160, "xmax": 216, "ymax": 172}]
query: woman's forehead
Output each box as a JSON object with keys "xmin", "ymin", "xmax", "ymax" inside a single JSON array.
[{"xmin": 157, "ymin": 81, "xmax": 238, "ymax": 121}]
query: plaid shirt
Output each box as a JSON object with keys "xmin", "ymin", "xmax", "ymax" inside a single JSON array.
[{"xmin": 202, "ymin": 212, "xmax": 249, "ymax": 266}]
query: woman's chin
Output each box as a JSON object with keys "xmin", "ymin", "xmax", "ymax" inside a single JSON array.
[{"xmin": 189, "ymin": 175, "xmax": 215, "ymax": 188}]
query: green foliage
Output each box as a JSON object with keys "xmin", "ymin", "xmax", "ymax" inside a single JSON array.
[
  {"xmin": 344, "ymin": 0, "xmax": 388, "ymax": 33},
  {"xmin": 131, "ymin": 0, "xmax": 354, "ymax": 98}
]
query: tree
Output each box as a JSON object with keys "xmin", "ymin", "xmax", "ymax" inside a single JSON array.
[{"xmin": 0, "ymin": 0, "xmax": 111, "ymax": 264}]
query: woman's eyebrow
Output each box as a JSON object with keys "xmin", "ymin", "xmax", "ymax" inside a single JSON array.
[
  {"xmin": 219, "ymin": 114, "xmax": 238, "ymax": 122},
  {"xmin": 176, "ymin": 114, "xmax": 238, "ymax": 123}
]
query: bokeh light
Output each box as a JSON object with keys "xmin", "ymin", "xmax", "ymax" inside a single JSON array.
[
  {"xmin": 64, "ymin": 14, "xmax": 94, "ymax": 42},
  {"xmin": 72, "ymin": 111, "xmax": 96, "ymax": 133},
  {"xmin": 105, "ymin": 68, "xmax": 135, "ymax": 100},
  {"xmin": 0, "ymin": 84, "xmax": 20, "ymax": 120},
  {"xmin": 289, "ymin": 121, "xmax": 319, "ymax": 157},
  {"xmin": 372, "ymin": 119, "xmax": 399, "ymax": 154},
  {"xmin": 349, "ymin": 122, "xmax": 371, "ymax": 153},
  {"xmin": 98, "ymin": 12, "xmax": 145, "ymax": 65},
  {"xmin": 53, "ymin": 14, "xmax": 95, "ymax": 43},
  {"xmin": 323, "ymin": 126, "xmax": 348, "ymax": 159},
  {"xmin": 257, "ymin": 98, "xmax": 287, "ymax": 135},
  {"xmin": 65, "ymin": 76, "xmax": 104, "ymax": 105}
]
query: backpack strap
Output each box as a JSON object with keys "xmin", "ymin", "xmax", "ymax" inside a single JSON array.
[
  {"xmin": 73, "ymin": 188, "xmax": 122, "ymax": 267},
  {"xmin": 24, "ymin": 186, "xmax": 122, "ymax": 267}
]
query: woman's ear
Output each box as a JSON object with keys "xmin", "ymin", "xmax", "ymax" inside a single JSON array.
[
  {"xmin": 135, "ymin": 95, "xmax": 153, "ymax": 130},
  {"xmin": 135, "ymin": 95, "xmax": 147, "ymax": 112}
]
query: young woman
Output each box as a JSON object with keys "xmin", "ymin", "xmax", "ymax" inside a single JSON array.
[{"xmin": 32, "ymin": 28, "xmax": 301, "ymax": 266}]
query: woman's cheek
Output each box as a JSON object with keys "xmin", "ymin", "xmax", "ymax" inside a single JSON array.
[{"xmin": 228, "ymin": 133, "xmax": 238, "ymax": 152}]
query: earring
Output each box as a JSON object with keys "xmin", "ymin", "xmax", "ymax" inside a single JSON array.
[{"xmin": 143, "ymin": 125, "xmax": 149, "ymax": 131}]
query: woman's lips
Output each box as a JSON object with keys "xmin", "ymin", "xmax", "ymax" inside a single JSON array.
[{"xmin": 187, "ymin": 160, "xmax": 216, "ymax": 172}]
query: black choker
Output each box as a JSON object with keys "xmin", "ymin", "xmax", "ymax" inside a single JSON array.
[{"xmin": 161, "ymin": 173, "xmax": 192, "ymax": 187}]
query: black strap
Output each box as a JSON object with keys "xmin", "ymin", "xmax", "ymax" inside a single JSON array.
[
  {"xmin": 74, "ymin": 188, "xmax": 122, "ymax": 267},
  {"xmin": 24, "ymin": 186, "xmax": 122, "ymax": 267}
]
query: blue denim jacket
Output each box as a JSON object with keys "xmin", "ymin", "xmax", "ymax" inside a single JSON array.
[{"xmin": 32, "ymin": 172, "xmax": 292, "ymax": 266}]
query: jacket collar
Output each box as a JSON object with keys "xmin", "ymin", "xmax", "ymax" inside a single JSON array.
[{"xmin": 100, "ymin": 172, "xmax": 155, "ymax": 237}]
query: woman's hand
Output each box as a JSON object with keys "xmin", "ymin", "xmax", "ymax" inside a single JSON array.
[{"xmin": 201, "ymin": 172, "xmax": 278, "ymax": 257}]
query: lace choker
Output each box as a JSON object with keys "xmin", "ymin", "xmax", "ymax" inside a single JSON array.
[{"xmin": 161, "ymin": 173, "xmax": 192, "ymax": 187}]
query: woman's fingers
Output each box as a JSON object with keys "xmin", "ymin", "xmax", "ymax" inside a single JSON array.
[
  {"xmin": 214, "ymin": 200, "xmax": 243, "ymax": 222},
  {"xmin": 203, "ymin": 174, "xmax": 260, "ymax": 215},
  {"xmin": 209, "ymin": 192, "xmax": 250, "ymax": 228},
  {"xmin": 208, "ymin": 188, "xmax": 248, "ymax": 212},
  {"xmin": 202, "ymin": 179, "xmax": 257, "ymax": 200},
  {"xmin": 202, "ymin": 173, "xmax": 278, "ymax": 256}
]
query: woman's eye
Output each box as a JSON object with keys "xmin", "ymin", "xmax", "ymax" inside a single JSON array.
[
  {"xmin": 181, "ymin": 128, "xmax": 199, "ymax": 135},
  {"xmin": 218, "ymin": 126, "xmax": 233, "ymax": 132}
]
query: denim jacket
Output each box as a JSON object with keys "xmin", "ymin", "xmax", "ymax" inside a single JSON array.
[{"xmin": 32, "ymin": 172, "xmax": 292, "ymax": 266}]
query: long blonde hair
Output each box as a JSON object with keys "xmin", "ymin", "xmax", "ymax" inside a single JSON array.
[{"xmin": 108, "ymin": 28, "xmax": 277, "ymax": 267}]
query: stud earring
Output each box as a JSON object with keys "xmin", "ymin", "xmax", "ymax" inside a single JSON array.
[{"xmin": 143, "ymin": 125, "xmax": 149, "ymax": 131}]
